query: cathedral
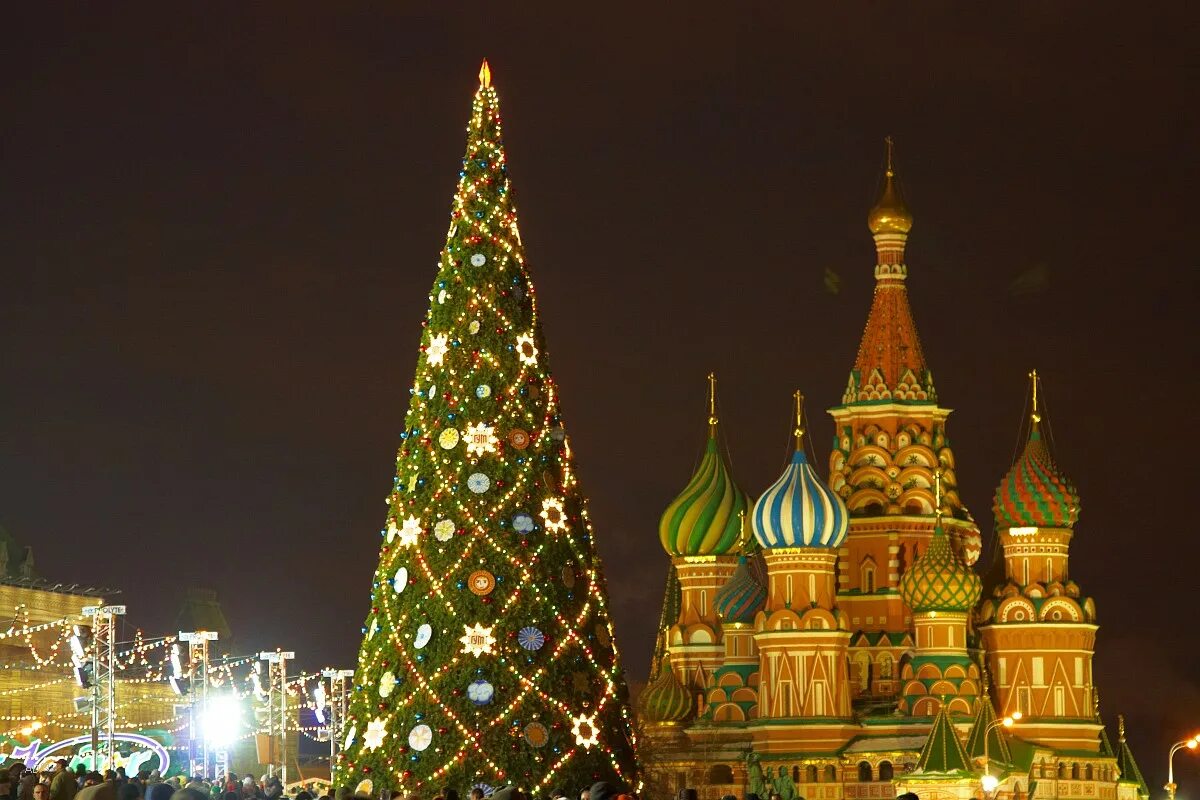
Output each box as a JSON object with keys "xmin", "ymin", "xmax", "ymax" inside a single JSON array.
[{"xmin": 638, "ymin": 142, "xmax": 1149, "ymax": 800}]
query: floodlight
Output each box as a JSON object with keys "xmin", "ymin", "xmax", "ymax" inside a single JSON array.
[{"xmin": 200, "ymin": 694, "xmax": 243, "ymax": 747}]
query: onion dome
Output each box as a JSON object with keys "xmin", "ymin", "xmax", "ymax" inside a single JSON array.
[
  {"xmin": 994, "ymin": 372, "xmax": 1080, "ymax": 529},
  {"xmin": 900, "ymin": 522, "xmax": 982, "ymax": 613},
  {"xmin": 639, "ymin": 655, "xmax": 692, "ymax": 723},
  {"xmin": 714, "ymin": 555, "xmax": 766, "ymax": 624},
  {"xmin": 659, "ymin": 375, "xmax": 749, "ymax": 557},
  {"xmin": 752, "ymin": 392, "xmax": 849, "ymax": 549},
  {"xmin": 867, "ymin": 136, "xmax": 913, "ymax": 235}
]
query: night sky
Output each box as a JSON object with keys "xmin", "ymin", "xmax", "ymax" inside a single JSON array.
[{"xmin": 3, "ymin": 2, "xmax": 1197, "ymax": 790}]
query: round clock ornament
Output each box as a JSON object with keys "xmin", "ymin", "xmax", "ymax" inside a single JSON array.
[
  {"xmin": 561, "ymin": 566, "xmax": 576, "ymax": 588},
  {"xmin": 507, "ymin": 429, "xmax": 530, "ymax": 450},
  {"xmin": 468, "ymin": 320, "xmax": 481, "ymax": 335},
  {"xmin": 470, "ymin": 253, "xmax": 487, "ymax": 267},
  {"xmin": 379, "ymin": 670, "xmax": 397, "ymax": 698},
  {"xmin": 414, "ymin": 624, "xmax": 433, "ymax": 649},
  {"xmin": 407, "ymin": 723, "xmax": 433, "ymax": 752},
  {"xmin": 393, "ymin": 567, "xmax": 408, "ymax": 593},
  {"xmin": 475, "ymin": 384, "xmax": 491, "ymax": 399},
  {"xmin": 467, "ymin": 473, "xmax": 490, "ymax": 493},
  {"xmin": 512, "ymin": 512, "xmax": 535, "ymax": 533},
  {"xmin": 438, "ymin": 428, "xmax": 460, "ymax": 449},
  {"xmin": 468, "ymin": 570, "xmax": 496, "ymax": 596}
]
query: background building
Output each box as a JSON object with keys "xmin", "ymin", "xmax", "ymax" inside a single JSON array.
[{"xmin": 639, "ymin": 146, "xmax": 1150, "ymax": 800}]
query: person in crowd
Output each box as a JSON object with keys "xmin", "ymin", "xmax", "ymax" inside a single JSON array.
[
  {"xmin": 147, "ymin": 784, "xmax": 174, "ymax": 800},
  {"xmin": 169, "ymin": 788, "xmax": 208, "ymax": 800},
  {"xmin": 17, "ymin": 771, "xmax": 39, "ymax": 800},
  {"xmin": 587, "ymin": 785, "xmax": 617, "ymax": 800},
  {"xmin": 50, "ymin": 761, "xmax": 77, "ymax": 800},
  {"xmin": 33, "ymin": 784, "xmax": 49, "ymax": 800},
  {"xmin": 118, "ymin": 782, "xmax": 141, "ymax": 800}
]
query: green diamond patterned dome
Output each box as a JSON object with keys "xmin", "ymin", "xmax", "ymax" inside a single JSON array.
[
  {"xmin": 639, "ymin": 655, "xmax": 693, "ymax": 723},
  {"xmin": 900, "ymin": 522, "xmax": 981, "ymax": 613}
]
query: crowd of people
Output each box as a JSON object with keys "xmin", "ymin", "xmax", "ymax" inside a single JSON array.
[{"xmin": 1, "ymin": 766, "xmax": 640, "ymax": 800}]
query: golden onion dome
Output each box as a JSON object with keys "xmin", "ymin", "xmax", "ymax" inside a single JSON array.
[{"xmin": 868, "ymin": 136, "xmax": 913, "ymax": 235}]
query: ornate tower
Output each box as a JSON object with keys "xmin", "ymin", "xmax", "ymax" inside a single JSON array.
[
  {"xmin": 827, "ymin": 139, "xmax": 982, "ymax": 702},
  {"xmin": 704, "ymin": 545, "xmax": 767, "ymax": 722},
  {"xmin": 751, "ymin": 393, "xmax": 854, "ymax": 753},
  {"xmin": 659, "ymin": 374, "xmax": 749, "ymax": 708},
  {"xmin": 978, "ymin": 372, "xmax": 1099, "ymax": 751},
  {"xmin": 898, "ymin": 472, "xmax": 982, "ymax": 716}
]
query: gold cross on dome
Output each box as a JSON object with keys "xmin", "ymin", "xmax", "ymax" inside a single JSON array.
[
  {"xmin": 1029, "ymin": 368, "xmax": 1042, "ymax": 424},
  {"xmin": 934, "ymin": 469, "xmax": 943, "ymax": 516}
]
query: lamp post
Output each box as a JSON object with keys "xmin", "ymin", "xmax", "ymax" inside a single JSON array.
[
  {"xmin": 1166, "ymin": 735, "xmax": 1199, "ymax": 800},
  {"xmin": 260, "ymin": 651, "xmax": 295, "ymax": 785},
  {"xmin": 981, "ymin": 711, "xmax": 1022, "ymax": 794}
]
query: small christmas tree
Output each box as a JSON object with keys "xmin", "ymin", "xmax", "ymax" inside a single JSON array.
[{"xmin": 336, "ymin": 62, "xmax": 639, "ymax": 796}]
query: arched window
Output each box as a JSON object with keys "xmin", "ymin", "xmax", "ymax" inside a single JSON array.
[
  {"xmin": 1071, "ymin": 764, "xmax": 1081, "ymax": 780},
  {"xmin": 706, "ymin": 764, "xmax": 734, "ymax": 784},
  {"xmin": 878, "ymin": 653, "xmax": 893, "ymax": 678},
  {"xmin": 861, "ymin": 559, "xmax": 876, "ymax": 594},
  {"xmin": 879, "ymin": 762, "xmax": 894, "ymax": 781},
  {"xmin": 1058, "ymin": 764, "xmax": 1067, "ymax": 779},
  {"xmin": 806, "ymin": 766, "xmax": 818, "ymax": 783},
  {"xmin": 824, "ymin": 766, "xmax": 837, "ymax": 782},
  {"xmin": 1084, "ymin": 764, "xmax": 1093, "ymax": 780},
  {"xmin": 858, "ymin": 762, "xmax": 873, "ymax": 782},
  {"xmin": 792, "ymin": 766, "xmax": 800, "ymax": 784}
]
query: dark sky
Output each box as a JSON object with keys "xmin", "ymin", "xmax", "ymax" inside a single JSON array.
[{"xmin": 3, "ymin": 1, "xmax": 1197, "ymax": 789}]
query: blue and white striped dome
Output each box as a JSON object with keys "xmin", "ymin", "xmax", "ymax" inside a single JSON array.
[{"xmin": 752, "ymin": 450, "xmax": 848, "ymax": 549}]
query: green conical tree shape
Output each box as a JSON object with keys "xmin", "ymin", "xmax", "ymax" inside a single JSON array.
[{"xmin": 336, "ymin": 62, "xmax": 640, "ymax": 796}]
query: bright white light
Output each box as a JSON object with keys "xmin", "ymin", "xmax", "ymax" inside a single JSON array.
[
  {"xmin": 981, "ymin": 774, "xmax": 999, "ymax": 792},
  {"xmin": 200, "ymin": 694, "xmax": 243, "ymax": 747}
]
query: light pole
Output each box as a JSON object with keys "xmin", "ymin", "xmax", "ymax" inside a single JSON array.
[
  {"xmin": 260, "ymin": 651, "xmax": 295, "ymax": 785},
  {"xmin": 1166, "ymin": 735, "xmax": 1199, "ymax": 800},
  {"xmin": 181, "ymin": 631, "xmax": 219, "ymax": 778},
  {"xmin": 82, "ymin": 604, "xmax": 125, "ymax": 770},
  {"xmin": 981, "ymin": 711, "xmax": 1022, "ymax": 794},
  {"xmin": 320, "ymin": 669, "xmax": 354, "ymax": 778}
]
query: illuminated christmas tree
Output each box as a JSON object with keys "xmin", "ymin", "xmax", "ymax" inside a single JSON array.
[{"xmin": 336, "ymin": 62, "xmax": 640, "ymax": 796}]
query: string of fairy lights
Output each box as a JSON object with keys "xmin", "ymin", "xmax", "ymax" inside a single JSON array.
[
  {"xmin": 336, "ymin": 64, "xmax": 638, "ymax": 795},
  {"xmin": 0, "ymin": 603, "xmax": 356, "ymax": 749}
]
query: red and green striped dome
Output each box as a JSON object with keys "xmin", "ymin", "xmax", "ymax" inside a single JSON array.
[{"xmin": 994, "ymin": 426, "xmax": 1080, "ymax": 529}]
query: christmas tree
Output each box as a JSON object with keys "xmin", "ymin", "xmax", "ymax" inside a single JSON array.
[{"xmin": 336, "ymin": 62, "xmax": 640, "ymax": 796}]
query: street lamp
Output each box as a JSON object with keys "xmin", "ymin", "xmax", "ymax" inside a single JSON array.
[
  {"xmin": 981, "ymin": 711, "xmax": 1022, "ymax": 793},
  {"xmin": 1166, "ymin": 735, "xmax": 1199, "ymax": 800}
]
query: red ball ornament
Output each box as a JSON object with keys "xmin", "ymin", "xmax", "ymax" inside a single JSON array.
[
  {"xmin": 363, "ymin": 768, "xmax": 372, "ymax": 774},
  {"xmin": 402, "ymin": 771, "xmax": 412, "ymax": 781},
  {"xmin": 481, "ymin": 596, "xmax": 493, "ymax": 604}
]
